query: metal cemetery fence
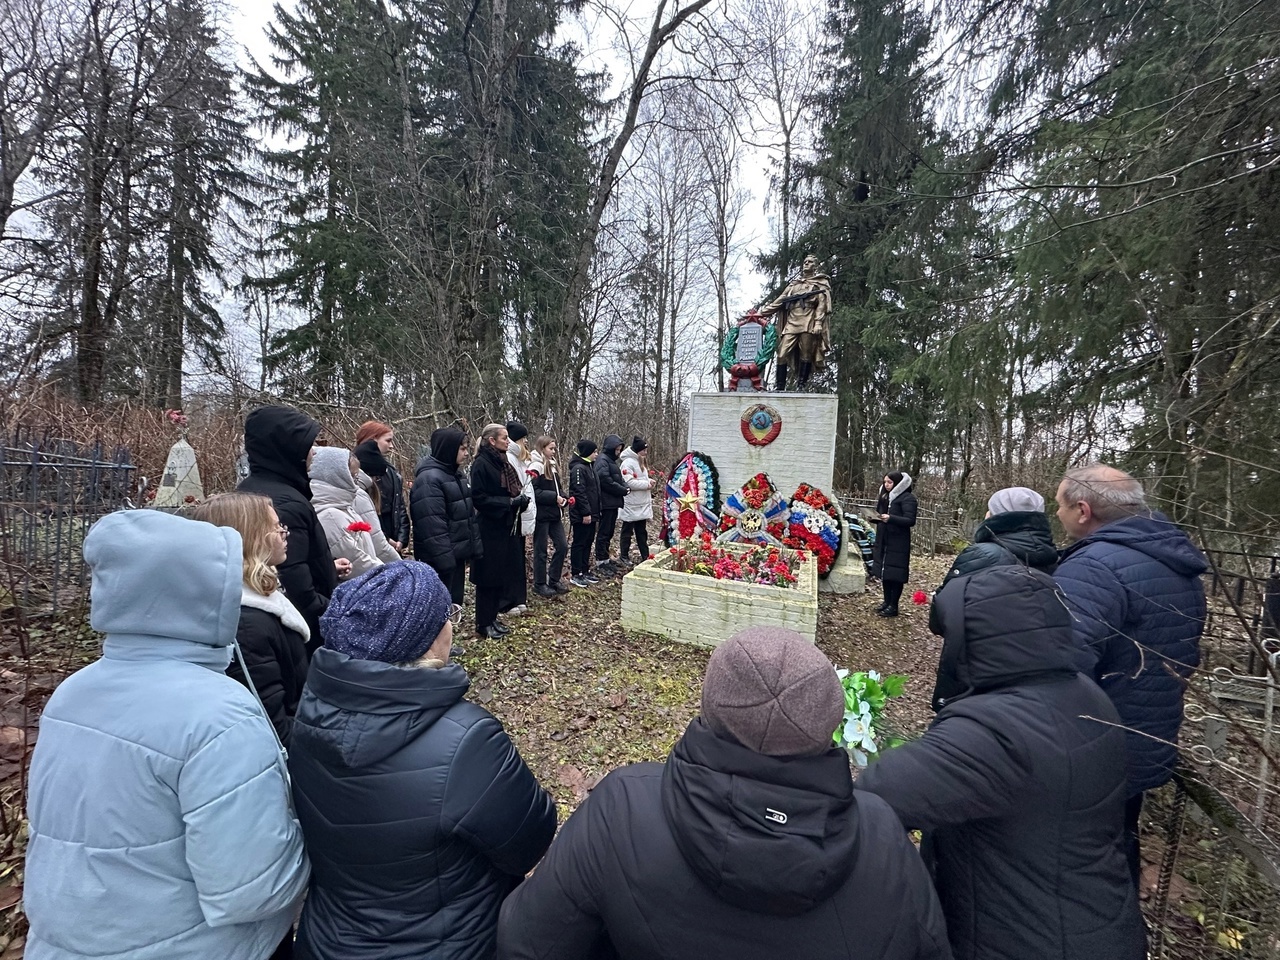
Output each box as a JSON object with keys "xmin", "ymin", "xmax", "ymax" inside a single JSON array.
[{"xmin": 0, "ymin": 427, "xmax": 135, "ymax": 616}]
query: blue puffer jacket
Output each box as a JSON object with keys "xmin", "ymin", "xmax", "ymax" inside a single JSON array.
[
  {"xmin": 289, "ymin": 647, "xmax": 557, "ymax": 960},
  {"xmin": 25, "ymin": 510, "xmax": 309, "ymax": 960},
  {"xmin": 1054, "ymin": 513, "xmax": 1208, "ymax": 794}
]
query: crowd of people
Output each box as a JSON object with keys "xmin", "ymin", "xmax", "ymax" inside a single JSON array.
[{"xmin": 20, "ymin": 403, "xmax": 1210, "ymax": 960}]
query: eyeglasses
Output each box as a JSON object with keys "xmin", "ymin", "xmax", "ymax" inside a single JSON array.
[
  {"xmin": 276, "ymin": 523, "xmax": 289, "ymax": 535},
  {"xmin": 448, "ymin": 604, "xmax": 463, "ymax": 626}
]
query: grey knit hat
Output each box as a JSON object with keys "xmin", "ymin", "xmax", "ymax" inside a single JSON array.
[
  {"xmin": 987, "ymin": 486, "xmax": 1045, "ymax": 516},
  {"xmin": 322, "ymin": 561, "xmax": 451, "ymax": 663},
  {"xmin": 701, "ymin": 627, "xmax": 845, "ymax": 757}
]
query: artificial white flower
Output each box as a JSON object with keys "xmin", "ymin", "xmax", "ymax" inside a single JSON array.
[{"xmin": 867, "ymin": 670, "xmax": 882, "ymax": 682}]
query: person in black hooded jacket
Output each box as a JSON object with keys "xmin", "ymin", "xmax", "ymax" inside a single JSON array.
[
  {"xmin": 567, "ymin": 441, "xmax": 600, "ymax": 586},
  {"xmin": 592, "ymin": 434, "xmax": 628, "ymax": 572},
  {"xmin": 497, "ymin": 627, "xmax": 951, "ymax": 960},
  {"xmin": 856, "ymin": 565, "xmax": 1146, "ymax": 960},
  {"xmin": 410, "ymin": 427, "xmax": 482, "ymax": 606},
  {"xmin": 928, "ymin": 485, "xmax": 1057, "ymax": 634},
  {"xmin": 290, "ymin": 561, "xmax": 557, "ymax": 960},
  {"xmin": 238, "ymin": 404, "xmax": 337, "ymax": 650}
]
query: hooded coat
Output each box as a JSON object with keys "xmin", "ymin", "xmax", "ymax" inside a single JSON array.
[
  {"xmin": 567, "ymin": 453, "xmax": 600, "ymax": 523},
  {"xmin": 238, "ymin": 405, "xmax": 337, "ymax": 645},
  {"xmin": 871, "ymin": 475, "xmax": 917, "ymax": 583},
  {"xmin": 618, "ymin": 447, "xmax": 654, "ymax": 523},
  {"xmin": 25, "ymin": 510, "xmax": 309, "ymax": 960},
  {"xmin": 930, "ymin": 510, "xmax": 1058, "ymax": 632},
  {"xmin": 355, "ymin": 471, "xmax": 403, "ymax": 563},
  {"xmin": 310, "ymin": 446, "xmax": 384, "ymax": 578},
  {"xmin": 410, "ymin": 431, "xmax": 482, "ymax": 577},
  {"xmin": 508, "ymin": 445, "xmax": 537, "ymax": 537},
  {"xmin": 289, "ymin": 648, "xmax": 557, "ymax": 960},
  {"xmin": 1054, "ymin": 513, "xmax": 1208, "ymax": 794},
  {"xmin": 856, "ymin": 566, "xmax": 1145, "ymax": 960},
  {"xmin": 496, "ymin": 718, "xmax": 951, "ymax": 960},
  {"xmin": 594, "ymin": 435, "xmax": 629, "ymax": 511}
]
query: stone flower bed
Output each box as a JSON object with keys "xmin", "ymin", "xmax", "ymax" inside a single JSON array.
[{"xmin": 620, "ymin": 542, "xmax": 819, "ymax": 647}]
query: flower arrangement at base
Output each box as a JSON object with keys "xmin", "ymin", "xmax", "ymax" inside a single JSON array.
[
  {"xmin": 661, "ymin": 452, "xmax": 721, "ymax": 546},
  {"xmin": 667, "ymin": 532, "xmax": 801, "ymax": 588},
  {"xmin": 717, "ymin": 472, "xmax": 790, "ymax": 545},
  {"xmin": 785, "ymin": 483, "xmax": 843, "ymax": 578},
  {"xmin": 832, "ymin": 669, "xmax": 907, "ymax": 766}
]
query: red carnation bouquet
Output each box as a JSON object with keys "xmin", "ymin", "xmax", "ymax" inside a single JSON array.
[{"xmin": 346, "ymin": 520, "xmax": 373, "ymax": 533}]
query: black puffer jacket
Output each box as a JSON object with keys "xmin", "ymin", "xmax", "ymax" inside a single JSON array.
[
  {"xmin": 930, "ymin": 510, "xmax": 1058, "ymax": 632},
  {"xmin": 594, "ymin": 436, "xmax": 628, "ymax": 510},
  {"xmin": 856, "ymin": 566, "xmax": 1145, "ymax": 960},
  {"xmin": 238, "ymin": 405, "xmax": 336, "ymax": 649},
  {"xmin": 567, "ymin": 454, "xmax": 600, "ymax": 523},
  {"xmin": 872, "ymin": 483, "xmax": 917, "ymax": 583},
  {"xmin": 227, "ymin": 591, "xmax": 310, "ymax": 746},
  {"xmin": 410, "ymin": 451, "xmax": 482, "ymax": 576},
  {"xmin": 497, "ymin": 718, "xmax": 951, "ymax": 960},
  {"xmin": 529, "ymin": 452, "xmax": 562, "ymax": 523},
  {"xmin": 290, "ymin": 648, "xmax": 557, "ymax": 960}
]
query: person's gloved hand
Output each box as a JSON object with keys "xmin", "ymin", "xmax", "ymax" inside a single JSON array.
[{"xmin": 512, "ymin": 495, "xmax": 531, "ymax": 513}]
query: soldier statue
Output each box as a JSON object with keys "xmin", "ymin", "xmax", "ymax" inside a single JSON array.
[{"xmin": 757, "ymin": 254, "xmax": 833, "ymax": 390}]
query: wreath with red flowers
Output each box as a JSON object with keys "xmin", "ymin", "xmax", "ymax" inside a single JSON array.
[
  {"xmin": 783, "ymin": 483, "xmax": 843, "ymax": 578},
  {"xmin": 660, "ymin": 451, "xmax": 722, "ymax": 546}
]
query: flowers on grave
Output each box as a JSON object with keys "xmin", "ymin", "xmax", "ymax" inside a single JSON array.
[
  {"xmin": 912, "ymin": 590, "xmax": 929, "ymax": 605},
  {"xmin": 668, "ymin": 533, "xmax": 801, "ymax": 588},
  {"xmin": 164, "ymin": 409, "xmax": 189, "ymax": 429},
  {"xmin": 833, "ymin": 669, "xmax": 908, "ymax": 767},
  {"xmin": 718, "ymin": 472, "xmax": 790, "ymax": 545},
  {"xmin": 346, "ymin": 520, "xmax": 373, "ymax": 533},
  {"xmin": 784, "ymin": 483, "xmax": 843, "ymax": 577}
]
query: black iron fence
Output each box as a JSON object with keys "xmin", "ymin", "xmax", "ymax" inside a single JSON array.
[{"xmin": 0, "ymin": 427, "xmax": 136, "ymax": 615}]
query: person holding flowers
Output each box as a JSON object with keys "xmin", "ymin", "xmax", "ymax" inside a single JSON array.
[
  {"xmin": 618, "ymin": 436, "xmax": 655, "ymax": 564},
  {"xmin": 309, "ymin": 445, "xmax": 386, "ymax": 578}
]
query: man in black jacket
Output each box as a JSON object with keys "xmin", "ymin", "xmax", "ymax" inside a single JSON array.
[
  {"xmin": 856, "ymin": 565, "xmax": 1146, "ymax": 960},
  {"xmin": 568, "ymin": 440, "xmax": 601, "ymax": 587},
  {"xmin": 497, "ymin": 627, "xmax": 951, "ymax": 960},
  {"xmin": 592, "ymin": 434, "xmax": 628, "ymax": 574},
  {"xmin": 238, "ymin": 405, "xmax": 337, "ymax": 651}
]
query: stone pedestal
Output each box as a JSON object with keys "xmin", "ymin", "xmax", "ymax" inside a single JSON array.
[
  {"xmin": 687, "ymin": 392, "xmax": 837, "ymax": 497},
  {"xmin": 820, "ymin": 513, "xmax": 867, "ymax": 595}
]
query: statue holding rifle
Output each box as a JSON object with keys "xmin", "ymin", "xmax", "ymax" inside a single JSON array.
[{"xmin": 757, "ymin": 254, "xmax": 833, "ymax": 390}]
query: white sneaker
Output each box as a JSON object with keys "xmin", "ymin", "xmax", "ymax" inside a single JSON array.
[{"xmin": 509, "ymin": 604, "xmax": 529, "ymax": 616}]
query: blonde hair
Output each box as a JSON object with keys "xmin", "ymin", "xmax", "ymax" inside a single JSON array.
[
  {"xmin": 190, "ymin": 493, "xmax": 281, "ymax": 596},
  {"xmin": 475, "ymin": 422, "xmax": 505, "ymax": 457}
]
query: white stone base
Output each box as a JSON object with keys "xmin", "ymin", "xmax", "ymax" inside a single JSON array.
[
  {"xmin": 620, "ymin": 544, "xmax": 819, "ymax": 647},
  {"xmin": 819, "ymin": 514, "xmax": 866, "ymax": 595},
  {"xmin": 687, "ymin": 392, "xmax": 838, "ymax": 498}
]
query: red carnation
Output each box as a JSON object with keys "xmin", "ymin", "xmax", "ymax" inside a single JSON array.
[
  {"xmin": 347, "ymin": 521, "xmax": 373, "ymax": 533},
  {"xmin": 912, "ymin": 590, "xmax": 929, "ymax": 605}
]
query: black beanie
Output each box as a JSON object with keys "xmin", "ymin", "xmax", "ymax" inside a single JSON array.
[
  {"xmin": 576, "ymin": 439, "xmax": 597, "ymax": 457},
  {"xmin": 632, "ymin": 436, "xmax": 647, "ymax": 453},
  {"xmin": 506, "ymin": 421, "xmax": 529, "ymax": 443}
]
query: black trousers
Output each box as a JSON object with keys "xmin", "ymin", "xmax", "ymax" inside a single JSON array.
[
  {"xmin": 270, "ymin": 932, "xmax": 293, "ymax": 959},
  {"xmin": 500, "ymin": 536, "xmax": 529, "ymax": 611},
  {"xmin": 430, "ymin": 561, "xmax": 466, "ymax": 606},
  {"xmin": 595, "ymin": 508, "xmax": 619, "ymax": 561},
  {"xmin": 882, "ymin": 579, "xmax": 905, "ymax": 609},
  {"xmin": 534, "ymin": 518, "xmax": 568, "ymax": 587},
  {"xmin": 620, "ymin": 520, "xmax": 649, "ymax": 562},
  {"xmin": 1124, "ymin": 792, "xmax": 1144, "ymax": 889},
  {"xmin": 571, "ymin": 521, "xmax": 593, "ymax": 576}
]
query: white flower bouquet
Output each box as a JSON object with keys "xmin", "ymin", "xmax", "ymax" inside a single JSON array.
[{"xmin": 833, "ymin": 669, "xmax": 907, "ymax": 766}]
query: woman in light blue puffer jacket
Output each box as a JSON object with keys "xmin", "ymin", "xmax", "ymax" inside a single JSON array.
[{"xmin": 24, "ymin": 509, "xmax": 310, "ymax": 960}]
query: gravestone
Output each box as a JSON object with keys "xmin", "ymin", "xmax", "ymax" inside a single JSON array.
[{"xmin": 153, "ymin": 437, "xmax": 204, "ymax": 507}]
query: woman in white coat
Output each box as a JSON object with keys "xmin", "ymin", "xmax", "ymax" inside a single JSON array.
[
  {"xmin": 619, "ymin": 436, "xmax": 656, "ymax": 565},
  {"xmin": 309, "ymin": 446, "xmax": 385, "ymax": 578}
]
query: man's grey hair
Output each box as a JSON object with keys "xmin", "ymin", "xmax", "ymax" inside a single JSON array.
[{"xmin": 1060, "ymin": 463, "xmax": 1148, "ymax": 524}]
